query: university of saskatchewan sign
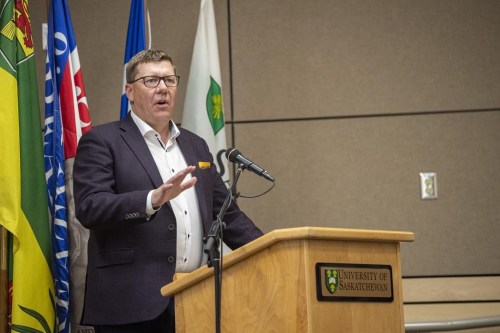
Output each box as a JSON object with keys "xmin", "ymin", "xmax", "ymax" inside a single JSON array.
[{"xmin": 316, "ymin": 263, "xmax": 394, "ymax": 302}]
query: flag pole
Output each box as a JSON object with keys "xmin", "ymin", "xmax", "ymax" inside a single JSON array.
[
  {"xmin": 226, "ymin": 0, "xmax": 235, "ymax": 149},
  {"xmin": 0, "ymin": 226, "xmax": 8, "ymax": 333},
  {"xmin": 144, "ymin": 0, "xmax": 151, "ymax": 48}
]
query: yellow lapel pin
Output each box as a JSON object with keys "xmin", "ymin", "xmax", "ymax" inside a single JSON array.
[{"xmin": 198, "ymin": 161, "xmax": 211, "ymax": 169}]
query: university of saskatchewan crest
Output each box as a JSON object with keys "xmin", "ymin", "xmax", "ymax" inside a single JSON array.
[
  {"xmin": 206, "ymin": 76, "xmax": 224, "ymax": 135},
  {"xmin": 325, "ymin": 269, "xmax": 339, "ymax": 294}
]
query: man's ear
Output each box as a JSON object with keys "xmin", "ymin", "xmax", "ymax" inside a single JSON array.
[{"xmin": 125, "ymin": 84, "xmax": 133, "ymax": 103}]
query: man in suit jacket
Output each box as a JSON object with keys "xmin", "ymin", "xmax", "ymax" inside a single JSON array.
[{"xmin": 73, "ymin": 49, "xmax": 263, "ymax": 333}]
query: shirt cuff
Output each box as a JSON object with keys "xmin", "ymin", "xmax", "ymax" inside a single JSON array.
[{"xmin": 146, "ymin": 190, "xmax": 161, "ymax": 216}]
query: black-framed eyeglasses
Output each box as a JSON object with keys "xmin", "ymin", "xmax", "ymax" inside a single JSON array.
[{"xmin": 130, "ymin": 75, "xmax": 180, "ymax": 88}]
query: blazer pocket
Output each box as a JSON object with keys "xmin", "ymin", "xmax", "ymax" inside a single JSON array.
[{"xmin": 95, "ymin": 248, "xmax": 134, "ymax": 268}]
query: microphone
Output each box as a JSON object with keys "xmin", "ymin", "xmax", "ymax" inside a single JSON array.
[{"xmin": 225, "ymin": 148, "xmax": 275, "ymax": 182}]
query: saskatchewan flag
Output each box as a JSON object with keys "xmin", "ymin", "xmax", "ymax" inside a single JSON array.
[
  {"xmin": 0, "ymin": 0, "xmax": 56, "ymax": 331},
  {"xmin": 182, "ymin": 0, "xmax": 230, "ymax": 182}
]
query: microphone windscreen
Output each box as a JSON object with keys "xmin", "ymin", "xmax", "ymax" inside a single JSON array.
[{"xmin": 225, "ymin": 148, "xmax": 240, "ymax": 162}]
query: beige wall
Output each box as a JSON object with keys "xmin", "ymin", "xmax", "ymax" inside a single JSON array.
[{"xmin": 30, "ymin": 0, "xmax": 500, "ymax": 277}]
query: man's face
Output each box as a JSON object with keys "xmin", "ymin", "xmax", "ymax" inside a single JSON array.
[{"xmin": 125, "ymin": 60, "xmax": 177, "ymax": 129}]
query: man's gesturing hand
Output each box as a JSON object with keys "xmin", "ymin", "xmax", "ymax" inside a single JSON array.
[{"xmin": 151, "ymin": 166, "xmax": 197, "ymax": 209}]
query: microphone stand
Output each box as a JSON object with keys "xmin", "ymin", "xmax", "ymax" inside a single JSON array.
[{"xmin": 201, "ymin": 164, "xmax": 244, "ymax": 333}]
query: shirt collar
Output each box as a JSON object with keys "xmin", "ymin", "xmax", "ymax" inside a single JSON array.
[{"xmin": 130, "ymin": 111, "xmax": 180, "ymax": 142}]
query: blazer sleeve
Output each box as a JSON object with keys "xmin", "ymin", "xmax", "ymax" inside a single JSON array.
[{"xmin": 73, "ymin": 126, "xmax": 151, "ymax": 230}]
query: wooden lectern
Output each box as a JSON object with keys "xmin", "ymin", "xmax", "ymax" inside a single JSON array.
[{"xmin": 161, "ymin": 227, "xmax": 414, "ymax": 332}]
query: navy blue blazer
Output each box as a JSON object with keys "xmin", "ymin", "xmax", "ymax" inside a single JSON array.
[{"xmin": 73, "ymin": 114, "xmax": 263, "ymax": 325}]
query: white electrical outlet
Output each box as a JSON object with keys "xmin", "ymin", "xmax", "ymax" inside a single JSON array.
[{"xmin": 420, "ymin": 172, "xmax": 437, "ymax": 200}]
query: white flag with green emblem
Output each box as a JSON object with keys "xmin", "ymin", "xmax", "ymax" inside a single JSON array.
[{"xmin": 182, "ymin": 0, "xmax": 229, "ymax": 182}]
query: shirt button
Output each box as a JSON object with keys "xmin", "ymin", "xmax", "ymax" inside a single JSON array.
[
  {"xmin": 168, "ymin": 224, "xmax": 175, "ymax": 230},
  {"xmin": 168, "ymin": 256, "xmax": 175, "ymax": 263}
]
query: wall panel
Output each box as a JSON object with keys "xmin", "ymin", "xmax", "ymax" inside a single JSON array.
[
  {"xmin": 230, "ymin": 0, "xmax": 500, "ymax": 120},
  {"xmin": 232, "ymin": 111, "xmax": 500, "ymax": 276}
]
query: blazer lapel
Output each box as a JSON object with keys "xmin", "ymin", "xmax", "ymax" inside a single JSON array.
[{"xmin": 119, "ymin": 114, "xmax": 164, "ymax": 188}]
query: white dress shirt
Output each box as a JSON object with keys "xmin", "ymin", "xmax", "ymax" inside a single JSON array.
[{"xmin": 131, "ymin": 111, "xmax": 203, "ymax": 273}]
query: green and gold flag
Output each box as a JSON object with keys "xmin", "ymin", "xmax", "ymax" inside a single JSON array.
[
  {"xmin": 182, "ymin": 0, "xmax": 230, "ymax": 182},
  {"xmin": 0, "ymin": 0, "xmax": 55, "ymax": 331}
]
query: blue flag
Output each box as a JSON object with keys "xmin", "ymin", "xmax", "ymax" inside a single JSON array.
[
  {"xmin": 120, "ymin": 0, "xmax": 147, "ymax": 119},
  {"xmin": 44, "ymin": 0, "xmax": 92, "ymax": 332}
]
